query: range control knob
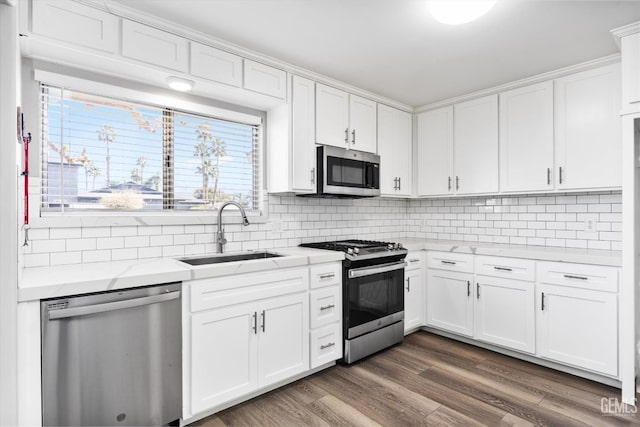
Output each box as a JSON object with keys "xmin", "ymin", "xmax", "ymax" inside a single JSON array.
[
  {"xmin": 387, "ymin": 243, "xmax": 394, "ymax": 250},
  {"xmin": 398, "ymin": 243, "xmax": 404, "ymax": 249},
  {"xmin": 353, "ymin": 247, "xmax": 360, "ymax": 254},
  {"xmin": 347, "ymin": 248, "xmax": 354, "ymax": 255}
]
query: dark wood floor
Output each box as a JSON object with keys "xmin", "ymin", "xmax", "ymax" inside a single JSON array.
[{"xmin": 190, "ymin": 331, "xmax": 640, "ymax": 427}]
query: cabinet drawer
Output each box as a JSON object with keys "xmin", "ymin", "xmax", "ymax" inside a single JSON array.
[
  {"xmin": 405, "ymin": 252, "xmax": 425, "ymax": 270},
  {"xmin": 474, "ymin": 255, "xmax": 535, "ymax": 282},
  {"xmin": 32, "ymin": 1, "xmax": 119, "ymax": 53},
  {"xmin": 537, "ymin": 262, "xmax": 618, "ymax": 293},
  {"xmin": 190, "ymin": 42, "xmax": 242, "ymax": 87},
  {"xmin": 310, "ymin": 323, "xmax": 342, "ymax": 369},
  {"xmin": 310, "ymin": 263, "xmax": 341, "ymax": 289},
  {"xmin": 188, "ymin": 267, "xmax": 308, "ymax": 312},
  {"xmin": 427, "ymin": 251, "xmax": 474, "ymax": 273},
  {"xmin": 122, "ymin": 20, "xmax": 188, "ymax": 72},
  {"xmin": 244, "ymin": 59, "xmax": 287, "ymax": 99},
  {"xmin": 310, "ymin": 286, "xmax": 341, "ymax": 329}
]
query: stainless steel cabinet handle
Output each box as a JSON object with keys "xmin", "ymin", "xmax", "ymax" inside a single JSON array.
[
  {"xmin": 48, "ymin": 291, "xmax": 180, "ymax": 320},
  {"xmin": 559, "ymin": 166, "xmax": 563, "ymax": 184},
  {"xmin": 409, "ymin": 259, "xmax": 420, "ymax": 263},
  {"xmin": 476, "ymin": 283, "xmax": 480, "ymax": 299},
  {"xmin": 541, "ymin": 292, "xmax": 545, "ymax": 311},
  {"xmin": 456, "ymin": 176, "xmax": 460, "ymax": 191},
  {"xmin": 564, "ymin": 274, "xmax": 588, "ymax": 280},
  {"xmin": 252, "ymin": 312, "xmax": 257, "ymax": 334},
  {"xmin": 448, "ymin": 176, "xmax": 452, "ymax": 191},
  {"xmin": 398, "ymin": 177, "xmax": 401, "ymax": 191},
  {"xmin": 547, "ymin": 168, "xmax": 551, "ymax": 185},
  {"xmin": 405, "ymin": 277, "xmax": 410, "ymax": 292},
  {"xmin": 467, "ymin": 281, "xmax": 470, "ymax": 297},
  {"xmin": 311, "ymin": 168, "xmax": 315, "ymax": 184},
  {"xmin": 261, "ymin": 310, "xmax": 266, "ymax": 332},
  {"xmin": 344, "ymin": 128, "xmax": 349, "ymax": 145},
  {"xmin": 351, "ymin": 129, "xmax": 356, "ymax": 144},
  {"xmin": 320, "ymin": 304, "xmax": 335, "ymax": 311},
  {"xmin": 441, "ymin": 260, "xmax": 456, "ymax": 265},
  {"xmin": 320, "ymin": 342, "xmax": 335, "ymax": 350},
  {"xmin": 494, "ymin": 266, "xmax": 513, "ymax": 272},
  {"xmin": 393, "ymin": 177, "xmax": 398, "ymax": 190},
  {"xmin": 319, "ymin": 273, "xmax": 335, "ymax": 279}
]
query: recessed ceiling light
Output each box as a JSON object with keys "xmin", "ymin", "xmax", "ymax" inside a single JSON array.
[
  {"xmin": 166, "ymin": 76, "xmax": 194, "ymax": 92},
  {"xmin": 428, "ymin": 1, "xmax": 497, "ymax": 25}
]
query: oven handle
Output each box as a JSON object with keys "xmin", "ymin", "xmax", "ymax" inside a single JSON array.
[{"xmin": 348, "ymin": 261, "xmax": 407, "ymax": 279}]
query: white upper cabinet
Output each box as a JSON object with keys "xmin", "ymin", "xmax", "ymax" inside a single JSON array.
[
  {"xmin": 454, "ymin": 94, "xmax": 499, "ymax": 195},
  {"xmin": 378, "ymin": 104, "xmax": 413, "ymax": 196},
  {"xmin": 190, "ymin": 42, "xmax": 242, "ymax": 87},
  {"xmin": 316, "ymin": 84, "xmax": 350, "ymax": 148},
  {"xmin": 315, "ymin": 84, "xmax": 377, "ymax": 153},
  {"xmin": 555, "ymin": 63, "xmax": 622, "ymax": 190},
  {"xmin": 348, "ymin": 95, "xmax": 377, "ymax": 153},
  {"xmin": 499, "ymin": 82, "xmax": 554, "ymax": 193},
  {"xmin": 620, "ymin": 31, "xmax": 640, "ymax": 109},
  {"xmin": 32, "ymin": 0, "xmax": 118, "ymax": 53},
  {"xmin": 243, "ymin": 60, "xmax": 287, "ymax": 99},
  {"xmin": 416, "ymin": 106, "xmax": 454, "ymax": 196},
  {"xmin": 291, "ymin": 76, "xmax": 316, "ymax": 192},
  {"xmin": 122, "ymin": 20, "xmax": 188, "ymax": 72}
]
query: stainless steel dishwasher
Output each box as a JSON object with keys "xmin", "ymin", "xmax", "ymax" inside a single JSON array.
[{"xmin": 41, "ymin": 283, "xmax": 182, "ymax": 426}]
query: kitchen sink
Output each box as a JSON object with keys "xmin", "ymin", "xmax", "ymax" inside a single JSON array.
[{"xmin": 179, "ymin": 251, "xmax": 283, "ymax": 266}]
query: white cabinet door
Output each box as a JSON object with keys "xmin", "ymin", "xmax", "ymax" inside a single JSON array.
[
  {"xmin": 416, "ymin": 107, "xmax": 454, "ymax": 196},
  {"xmin": 257, "ymin": 293, "xmax": 309, "ymax": 388},
  {"xmin": 454, "ymin": 94, "xmax": 499, "ymax": 195},
  {"xmin": 621, "ymin": 33, "xmax": 640, "ymax": 107},
  {"xmin": 243, "ymin": 60, "xmax": 287, "ymax": 99},
  {"xmin": 426, "ymin": 270, "xmax": 474, "ymax": 337},
  {"xmin": 121, "ymin": 20, "xmax": 188, "ymax": 72},
  {"xmin": 378, "ymin": 104, "xmax": 412, "ymax": 196},
  {"xmin": 349, "ymin": 95, "xmax": 377, "ymax": 153},
  {"xmin": 316, "ymin": 84, "xmax": 349, "ymax": 148},
  {"xmin": 32, "ymin": 0, "xmax": 119, "ymax": 53},
  {"xmin": 404, "ymin": 267, "xmax": 424, "ymax": 332},
  {"xmin": 536, "ymin": 284, "xmax": 618, "ymax": 376},
  {"xmin": 499, "ymin": 82, "xmax": 554, "ymax": 192},
  {"xmin": 190, "ymin": 304, "xmax": 257, "ymax": 414},
  {"xmin": 291, "ymin": 75, "xmax": 316, "ymax": 192},
  {"xmin": 555, "ymin": 63, "xmax": 622, "ymax": 190},
  {"xmin": 474, "ymin": 276, "xmax": 535, "ymax": 354},
  {"xmin": 190, "ymin": 42, "xmax": 242, "ymax": 87}
]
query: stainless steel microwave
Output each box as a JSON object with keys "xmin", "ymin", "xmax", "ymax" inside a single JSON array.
[{"xmin": 311, "ymin": 145, "xmax": 380, "ymax": 197}]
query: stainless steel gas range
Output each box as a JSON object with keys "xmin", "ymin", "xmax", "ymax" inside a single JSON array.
[{"xmin": 300, "ymin": 239, "xmax": 407, "ymax": 363}]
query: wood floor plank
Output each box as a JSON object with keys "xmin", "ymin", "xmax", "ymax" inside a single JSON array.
[
  {"xmin": 190, "ymin": 332, "xmax": 640, "ymax": 427},
  {"xmin": 307, "ymin": 394, "xmax": 383, "ymax": 427}
]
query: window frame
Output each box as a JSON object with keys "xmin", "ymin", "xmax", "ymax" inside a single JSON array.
[{"xmin": 30, "ymin": 70, "xmax": 267, "ymax": 228}]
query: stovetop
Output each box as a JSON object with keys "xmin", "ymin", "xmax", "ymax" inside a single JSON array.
[{"xmin": 300, "ymin": 239, "xmax": 407, "ymax": 261}]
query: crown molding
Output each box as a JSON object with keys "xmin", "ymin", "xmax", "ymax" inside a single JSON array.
[
  {"xmin": 414, "ymin": 53, "xmax": 621, "ymax": 113},
  {"xmin": 611, "ymin": 21, "xmax": 640, "ymax": 48},
  {"xmin": 76, "ymin": 0, "xmax": 414, "ymax": 112}
]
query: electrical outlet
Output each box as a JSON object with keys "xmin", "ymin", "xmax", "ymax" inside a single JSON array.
[{"xmin": 584, "ymin": 219, "xmax": 597, "ymax": 233}]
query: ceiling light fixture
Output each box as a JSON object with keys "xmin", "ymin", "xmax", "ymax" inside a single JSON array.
[
  {"xmin": 166, "ymin": 76, "xmax": 194, "ymax": 92},
  {"xmin": 428, "ymin": 1, "xmax": 496, "ymax": 25}
]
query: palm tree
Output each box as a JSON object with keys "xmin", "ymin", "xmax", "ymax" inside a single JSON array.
[
  {"xmin": 88, "ymin": 163, "xmax": 101, "ymax": 190},
  {"xmin": 145, "ymin": 174, "xmax": 160, "ymax": 191},
  {"xmin": 211, "ymin": 137, "xmax": 227, "ymax": 203},
  {"xmin": 194, "ymin": 123, "xmax": 215, "ymax": 202},
  {"xmin": 131, "ymin": 168, "xmax": 141, "ymax": 184},
  {"xmin": 97, "ymin": 125, "xmax": 116, "ymax": 187},
  {"xmin": 76, "ymin": 148, "xmax": 91, "ymax": 191},
  {"xmin": 136, "ymin": 156, "xmax": 147, "ymax": 183}
]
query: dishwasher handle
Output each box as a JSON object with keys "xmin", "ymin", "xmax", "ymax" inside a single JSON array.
[{"xmin": 48, "ymin": 291, "xmax": 181, "ymax": 320}]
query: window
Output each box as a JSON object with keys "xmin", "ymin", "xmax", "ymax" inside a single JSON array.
[{"xmin": 40, "ymin": 85, "xmax": 262, "ymax": 213}]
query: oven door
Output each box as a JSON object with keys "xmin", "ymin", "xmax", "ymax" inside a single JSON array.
[{"xmin": 345, "ymin": 260, "xmax": 405, "ymax": 339}]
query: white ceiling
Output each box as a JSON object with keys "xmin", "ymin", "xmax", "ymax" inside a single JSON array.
[{"xmin": 112, "ymin": 0, "xmax": 640, "ymax": 107}]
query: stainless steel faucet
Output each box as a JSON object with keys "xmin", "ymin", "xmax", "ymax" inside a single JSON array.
[{"xmin": 216, "ymin": 201, "xmax": 250, "ymax": 253}]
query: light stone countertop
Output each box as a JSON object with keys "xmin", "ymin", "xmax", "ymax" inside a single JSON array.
[
  {"xmin": 18, "ymin": 247, "xmax": 344, "ymax": 302},
  {"xmin": 19, "ymin": 239, "xmax": 621, "ymax": 302}
]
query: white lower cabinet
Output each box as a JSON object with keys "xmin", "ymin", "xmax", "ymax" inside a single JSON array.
[
  {"xmin": 474, "ymin": 275, "xmax": 535, "ymax": 354},
  {"xmin": 404, "ymin": 252, "xmax": 424, "ymax": 333},
  {"xmin": 536, "ymin": 283, "xmax": 618, "ymax": 377},
  {"xmin": 426, "ymin": 269, "xmax": 474, "ymax": 337},
  {"xmin": 310, "ymin": 323, "xmax": 342, "ymax": 369},
  {"xmin": 308, "ymin": 262, "xmax": 343, "ymax": 369},
  {"xmin": 190, "ymin": 292, "xmax": 308, "ymax": 414}
]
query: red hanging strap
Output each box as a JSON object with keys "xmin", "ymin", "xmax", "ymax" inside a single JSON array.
[{"xmin": 22, "ymin": 132, "xmax": 30, "ymax": 225}]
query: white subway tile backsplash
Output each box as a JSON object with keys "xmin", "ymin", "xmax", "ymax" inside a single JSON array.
[{"xmin": 66, "ymin": 238, "xmax": 97, "ymax": 252}]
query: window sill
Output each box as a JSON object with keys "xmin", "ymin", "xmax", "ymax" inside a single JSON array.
[{"xmin": 29, "ymin": 211, "xmax": 268, "ymax": 229}]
